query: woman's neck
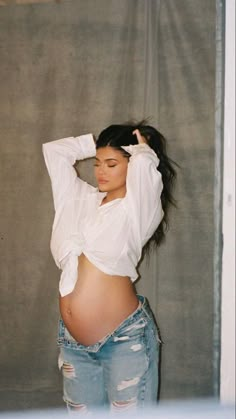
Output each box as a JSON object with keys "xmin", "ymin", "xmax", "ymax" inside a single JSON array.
[{"xmin": 102, "ymin": 188, "xmax": 126, "ymax": 204}]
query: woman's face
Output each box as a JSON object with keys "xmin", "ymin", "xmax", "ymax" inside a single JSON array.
[{"xmin": 94, "ymin": 147, "xmax": 128, "ymax": 198}]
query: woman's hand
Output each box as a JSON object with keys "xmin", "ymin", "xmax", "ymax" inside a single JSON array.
[{"xmin": 132, "ymin": 129, "xmax": 147, "ymax": 144}]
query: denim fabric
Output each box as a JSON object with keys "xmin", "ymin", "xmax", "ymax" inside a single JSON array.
[{"xmin": 57, "ymin": 295, "xmax": 161, "ymax": 413}]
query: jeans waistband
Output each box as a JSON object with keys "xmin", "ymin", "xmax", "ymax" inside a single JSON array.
[{"xmin": 57, "ymin": 294, "xmax": 154, "ymax": 353}]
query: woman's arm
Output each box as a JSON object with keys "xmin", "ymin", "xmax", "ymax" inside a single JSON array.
[
  {"xmin": 42, "ymin": 134, "xmax": 96, "ymax": 211},
  {"xmin": 122, "ymin": 134, "xmax": 164, "ymax": 246}
]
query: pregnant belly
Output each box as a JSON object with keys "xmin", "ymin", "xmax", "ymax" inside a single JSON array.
[{"xmin": 59, "ymin": 255, "xmax": 138, "ymax": 346}]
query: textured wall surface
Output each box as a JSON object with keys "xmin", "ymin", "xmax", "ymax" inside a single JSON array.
[{"xmin": 0, "ymin": 0, "xmax": 216, "ymax": 410}]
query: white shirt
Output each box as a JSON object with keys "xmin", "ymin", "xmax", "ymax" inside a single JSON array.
[{"xmin": 43, "ymin": 134, "xmax": 163, "ymax": 297}]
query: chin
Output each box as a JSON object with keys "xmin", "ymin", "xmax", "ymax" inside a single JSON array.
[{"xmin": 98, "ymin": 185, "xmax": 109, "ymax": 192}]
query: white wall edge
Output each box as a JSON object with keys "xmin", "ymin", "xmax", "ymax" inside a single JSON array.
[{"xmin": 220, "ymin": 0, "xmax": 235, "ymax": 405}]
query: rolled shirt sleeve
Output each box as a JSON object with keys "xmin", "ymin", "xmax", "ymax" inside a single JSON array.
[
  {"xmin": 42, "ymin": 134, "xmax": 96, "ymax": 211},
  {"xmin": 122, "ymin": 144, "xmax": 164, "ymax": 247}
]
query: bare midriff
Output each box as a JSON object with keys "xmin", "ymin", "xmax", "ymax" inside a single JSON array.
[{"xmin": 59, "ymin": 253, "xmax": 139, "ymax": 346}]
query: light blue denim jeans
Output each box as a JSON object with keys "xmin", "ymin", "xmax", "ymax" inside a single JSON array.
[{"xmin": 57, "ymin": 295, "xmax": 161, "ymax": 414}]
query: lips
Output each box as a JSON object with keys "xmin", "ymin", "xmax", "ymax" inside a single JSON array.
[{"xmin": 98, "ymin": 179, "xmax": 108, "ymax": 184}]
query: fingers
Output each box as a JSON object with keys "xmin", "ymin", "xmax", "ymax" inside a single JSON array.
[{"xmin": 132, "ymin": 129, "xmax": 147, "ymax": 144}]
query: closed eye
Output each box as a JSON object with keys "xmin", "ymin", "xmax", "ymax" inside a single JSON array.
[{"xmin": 94, "ymin": 163, "xmax": 117, "ymax": 168}]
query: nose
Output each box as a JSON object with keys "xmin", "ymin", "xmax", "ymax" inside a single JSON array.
[
  {"xmin": 95, "ymin": 163, "xmax": 107, "ymax": 178},
  {"xmin": 97, "ymin": 163, "xmax": 106, "ymax": 174}
]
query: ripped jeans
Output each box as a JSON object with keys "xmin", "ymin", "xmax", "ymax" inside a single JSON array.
[{"xmin": 57, "ymin": 295, "xmax": 161, "ymax": 414}]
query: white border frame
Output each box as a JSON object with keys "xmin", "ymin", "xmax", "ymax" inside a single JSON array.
[{"xmin": 220, "ymin": 0, "xmax": 235, "ymax": 404}]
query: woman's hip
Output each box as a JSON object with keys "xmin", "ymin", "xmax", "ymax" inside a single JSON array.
[{"xmin": 57, "ymin": 295, "xmax": 161, "ymax": 354}]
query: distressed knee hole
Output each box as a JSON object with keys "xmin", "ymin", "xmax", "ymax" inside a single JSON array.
[
  {"xmin": 67, "ymin": 401, "xmax": 87, "ymax": 412},
  {"xmin": 62, "ymin": 362, "xmax": 76, "ymax": 378},
  {"xmin": 112, "ymin": 398, "xmax": 137, "ymax": 411},
  {"xmin": 117, "ymin": 376, "xmax": 140, "ymax": 391}
]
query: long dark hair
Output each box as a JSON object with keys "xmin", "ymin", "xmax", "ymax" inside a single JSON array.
[{"xmin": 96, "ymin": 121, "xmax": 177, "ymax": 255}]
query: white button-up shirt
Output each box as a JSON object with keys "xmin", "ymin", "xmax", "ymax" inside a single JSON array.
[{"xmin": 43, "ymin": 134, "xmax": 163, "ymax": 296}]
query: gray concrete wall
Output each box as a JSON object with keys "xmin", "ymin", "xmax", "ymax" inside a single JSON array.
[{"xmin": 0, "ymin": 0, "xmax": 216, "ymax": 409}]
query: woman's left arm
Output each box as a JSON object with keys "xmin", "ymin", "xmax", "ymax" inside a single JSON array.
[{"xmin": 122, "ymin": 134, "xmax": 164, "ymax": 246}]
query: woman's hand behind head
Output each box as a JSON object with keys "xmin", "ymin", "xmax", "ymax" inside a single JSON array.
[{"xmin": 132, "ymin": 129, "xmax": 147, "ymax": 144}]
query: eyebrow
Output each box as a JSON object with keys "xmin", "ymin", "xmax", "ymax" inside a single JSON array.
[{"xmin": 95, "ymin": 157, "xmax": 119, "ymax": 162}]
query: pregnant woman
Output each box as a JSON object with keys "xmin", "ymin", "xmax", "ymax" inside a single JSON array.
[{"xmin": 43, "ymin": 122, "xmax": 176, "ymax": 414}]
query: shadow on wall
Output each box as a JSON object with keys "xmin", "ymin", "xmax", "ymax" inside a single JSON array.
[{"xmin": 0, "ymin": 399, "xmax": 235, "ymax": 418}]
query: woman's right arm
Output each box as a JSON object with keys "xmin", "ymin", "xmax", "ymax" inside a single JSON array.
[{"xmin": 42, "ymin": 134, "xmax": 96, "ymax": 211}]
